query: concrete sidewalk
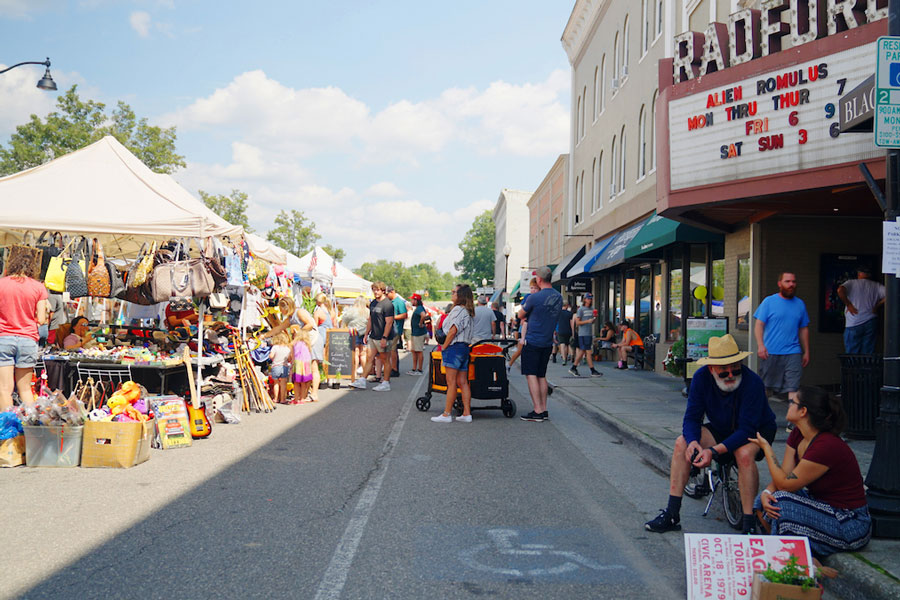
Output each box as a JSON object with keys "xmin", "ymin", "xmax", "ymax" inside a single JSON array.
[{"xmin": 535, "ymin": 354, "xmax": 900, "ymax": 600}]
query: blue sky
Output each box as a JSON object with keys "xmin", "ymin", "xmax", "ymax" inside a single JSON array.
[{"xmin": 0, "ymin": 1, "xmax": 572, "ymax": 272}]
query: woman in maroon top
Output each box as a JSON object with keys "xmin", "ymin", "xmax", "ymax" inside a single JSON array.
[{"xmin": 748, "ymin": 386, "xmax": 871, "ymax": 558}]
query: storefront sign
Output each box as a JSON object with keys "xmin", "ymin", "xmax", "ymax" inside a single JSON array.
[
  {"xmin": 684, "ymin": 533, "xmax": 813, "ymax": 600},
  {"xmin": 685, "ymin": 317, "xmax": 728, "ymax": 378},
  {"xmin": 875, "ymin": 36, "xmax": 900, "ymax": 146},
  {"xmin": 669, "ymin": 42, "xmax": 883, "ymax": 190},
  {"xmin": 884, "ymin": 220, "xmax": 900, "ymax": 274},
  {"xmin": 568, "ymin": 278, "xmax": 591, "ymax": 292},
  {"xmin": 839, "ymin": 74, "xmax": 875, "ymax": 132}
]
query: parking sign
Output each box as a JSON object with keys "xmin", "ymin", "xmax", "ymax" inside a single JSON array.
[{"xmin": 875, "ymin": 36, "xmax": 900, "ymax": 147}]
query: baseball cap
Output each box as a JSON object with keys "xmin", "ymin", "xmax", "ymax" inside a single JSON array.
[
  {"xmin": 411, "ymin": 293, "xmax": 422, "ymax": 301},
  {"xmin": 584, "ymin": 293, "xmax": 593, "ymax": 299}
]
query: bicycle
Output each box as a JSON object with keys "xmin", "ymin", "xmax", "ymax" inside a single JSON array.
[{"xmin": 684, "ymin": 448, "xmax": 743, "ymax": 530}]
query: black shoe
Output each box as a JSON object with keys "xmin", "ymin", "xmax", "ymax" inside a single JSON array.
[
  {"xmin": 520, "ymin": 411, "xmax": 546, "ymax": 422},
  {"xmin": 568, "ymin": 366, "xmax": 579, "ymax": 376},
  {"xmin": 645, "ymin": 509, "xmax": 681, "ymax": 533},
  {"xmin": 541, "ymin": 411, "xmax": 549, "ymax": 420},
  {"xmin": 391, "ymin": 370, "xmax": 400, "ymax": 377},
  {"xmin": 590, "ymin": 369, "xmax": 602, "ymax": 377},
  {"xmin": 551, "ymin": 355, "xmax": 557, "ymax": 363}
]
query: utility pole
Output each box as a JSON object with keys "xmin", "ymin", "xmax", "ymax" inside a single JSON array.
[{"xmin": 866, "ymin": 0, "xmax": 900, "ymax": 538}]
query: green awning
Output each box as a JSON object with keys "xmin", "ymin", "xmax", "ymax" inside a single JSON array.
[
  {"xmin": 624, "ymin": 211, "xmax": 723, "ymax": 259},
  {"xmin": 510, "ymin": 280, "xmax": 521, "ymax": 296}
]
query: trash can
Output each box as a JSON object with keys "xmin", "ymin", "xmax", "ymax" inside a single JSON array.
[{"xmin": 839, "ymin": 354, "xmax": 883, "ymax": 439}]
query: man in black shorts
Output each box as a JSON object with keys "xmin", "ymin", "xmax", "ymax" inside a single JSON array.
[
  {"xmin": 517, "ymin": 266, "xmax": 562, "ymax": 422},
  {"xmin": 554, "ymin": 301, "xmax": 573, "ymax": 365},
  {"xmin": 644, "ymin": 334, "xmax": 777, "ymax": 534}
]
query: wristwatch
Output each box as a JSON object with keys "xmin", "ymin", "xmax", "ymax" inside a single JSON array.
[{"xmin": 709, "ymin": 447, "xmax": 719, "ymax": 456}]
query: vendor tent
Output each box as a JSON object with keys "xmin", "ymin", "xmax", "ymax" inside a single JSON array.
[
  {"xmin": 244, "ymin": 232, "xmax": 288, "ymax": 266},
  {"xmin": 290, "ymin": 247, "xmax": 373, "ymax": 297},
  {"xmin": 0, "ymin": 136, "xmax": 242, "ymax": 255}
]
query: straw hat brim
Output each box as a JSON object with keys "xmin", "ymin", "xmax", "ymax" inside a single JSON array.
[{"xmin": 696, "ymin": 350, "xmax": 752, "ymax": 366}]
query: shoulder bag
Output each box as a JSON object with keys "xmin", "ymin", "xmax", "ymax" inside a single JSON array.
[
  {"xmin": 87, "ymin": 238, "xmax": 112, "ymax": 297},
  {"xmin": 65, "ymin": 237, "xmax": 89, "ymax": 298},
  {"xmin": 45, "ymin": 237, "xmax": 81, "ymax": 292},
  {"xmin": 151, "ymin": 241, "xmax": 214, "ymax": 303},
  {"xmin": 34, "ymin": 231, "xmax": 63, "ymax": 279}
]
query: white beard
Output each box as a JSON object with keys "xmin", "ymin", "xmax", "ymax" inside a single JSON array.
[{"xmin": 714, "ymin": 374, "xmax": 742, "ymax": 393}]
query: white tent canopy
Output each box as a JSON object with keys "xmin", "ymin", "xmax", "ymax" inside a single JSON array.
[
  {"xmin": 0, "ymin": 136, "xmax": 243, "ymax": 255},
  {"xmin": 289, "ymin": 247, "xmax": 373, "ymax": 297},
  {"xmin": 244, "ymin": 232, "xmax": 288, "ymax": 265}
]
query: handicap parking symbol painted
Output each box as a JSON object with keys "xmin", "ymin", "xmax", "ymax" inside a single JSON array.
[{"xmin": 416, "ymin": 525, "xmax": 628, "ymax": 584}]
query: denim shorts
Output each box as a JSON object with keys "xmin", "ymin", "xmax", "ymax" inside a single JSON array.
[
  {"xmin": 0, "ymin": 335, "xmax": 39, "ymax": 368},
  {"xmin": 270, "ymin": 365, "xmax": 290, "ymax": 379},
  {"xmin": 578, "ymin": 335, "xmax": 592, "ymax": 350},
  {"xmin": 441, "ymin": 342, "xmax": 469, "ymax": 371}
]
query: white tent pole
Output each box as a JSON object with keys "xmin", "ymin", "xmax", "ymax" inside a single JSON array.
[{"xmin": 196, "ymin": 217, "xmax": 206, "ymax": 404}]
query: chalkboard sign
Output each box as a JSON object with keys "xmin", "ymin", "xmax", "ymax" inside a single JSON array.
[{"xmin": 324, "ymin": 328, "xmax": 353, "ymax": 379}]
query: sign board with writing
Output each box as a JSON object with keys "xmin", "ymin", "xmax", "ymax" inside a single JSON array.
[
  {"xmin": 884, "ymin": 220, "xmax": 900, "ymax": 275},
  {"xmin": 875, "ymin": 37, "xmax": 900, "ymax": 147},
  {"xmin": 567, "ymin": 278, "xmax": 591, "ymax": 292},
  {"xmin": 684, "ymin": 533, "xmax": 813, "ymax": 600},
  {"xmin": 150, "ymin": 396, "xmax": 192, "ymax": 450},
  {"xmin": 669, "ymin": 42, "xmax": 882, "ymax": 191},
  {"xmin": 685, "ymin": 318, "xmax": 729, "ymax": 378},
  {"xmin": 324, "ymin": 328, "xmax": 353, "ymax": 379}
]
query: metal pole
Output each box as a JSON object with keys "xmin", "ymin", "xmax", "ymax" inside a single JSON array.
[{"xmin": 866, "ymin": 0, "xmax": 900, "ymax": 537}]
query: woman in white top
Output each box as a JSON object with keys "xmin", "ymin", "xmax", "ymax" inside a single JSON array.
[
  {"xmin": 431, "ymin": 284, "xmax": 475, "ymax": 423},
  {"xmin": 341, "ymin": 295, "xmax": 370, "ymax": 378}
]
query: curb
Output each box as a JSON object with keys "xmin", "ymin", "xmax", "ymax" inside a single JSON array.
[{"xmin": 549, "ymin": 382, "xmax": 900, "ymax": 600}]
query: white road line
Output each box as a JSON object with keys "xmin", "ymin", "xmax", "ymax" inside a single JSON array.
[{"xmin": 313, "ymin": 376, "xmax": 427, "ymax": 600}]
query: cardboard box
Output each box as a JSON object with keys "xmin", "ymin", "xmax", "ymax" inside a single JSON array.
[
  {"xmin": 0, "ymin": 435, "xmax": 25, "ymax": 467},
  {"xmin": 751, "ymin": 572, "xmax": 822, "ymax": 600},
  {"xmin": 24, "ymin": 425, "xmax": 83, "ymax": 467},
  {"xmin": 81, "ymin": 420, "xmax": 151, "ymax": 468}
]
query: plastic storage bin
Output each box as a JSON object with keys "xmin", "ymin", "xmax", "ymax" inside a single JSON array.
[{"xmin": 23, "ymin": 425, "xmax": 84, "ymax": 467}]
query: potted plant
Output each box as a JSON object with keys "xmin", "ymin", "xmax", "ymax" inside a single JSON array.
[{"xmin": 752, "ymin": 556, "xmax": 822, "ymax": 600}]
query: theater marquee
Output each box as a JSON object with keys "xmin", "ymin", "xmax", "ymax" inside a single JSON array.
[{"xmin": 669, "ymin": 41, "xmax": 882, "ymax": 191}]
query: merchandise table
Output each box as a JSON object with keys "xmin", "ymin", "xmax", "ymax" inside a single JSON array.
[{"xmin": 40, "ymin": 357, "xmax": 188, "ymax": 396}]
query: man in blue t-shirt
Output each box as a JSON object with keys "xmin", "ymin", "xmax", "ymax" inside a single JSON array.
[
  {"xmin": 517, "ymin": 266, "xmax": 562, "ymax": 422},
  {"xmin": 753, "ymin": 272, "xmax": 810, "ymax": 404}
]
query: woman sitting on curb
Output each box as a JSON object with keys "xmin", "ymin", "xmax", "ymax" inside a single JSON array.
[{"xmin": 748, "ymin": 385, "xmax": 871, "ymax": 559}]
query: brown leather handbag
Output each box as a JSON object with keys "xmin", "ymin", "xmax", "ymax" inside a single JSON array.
[{"xmin": 87, "ymin": 238, "xmax": 111, "ymax": 297}]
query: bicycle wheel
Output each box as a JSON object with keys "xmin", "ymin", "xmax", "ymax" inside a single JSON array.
[{"xmin": 721, "ymin": 463, "xmax": 743, "ymax": 530}]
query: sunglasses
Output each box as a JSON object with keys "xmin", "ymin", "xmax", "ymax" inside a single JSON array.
[
  {"xmin": 788, "ymin": 399, "xmax": 803, "ymax": 408},
  {"xmin": 715, "ymin": 368, "xmax": 742, "ymax": 379}
]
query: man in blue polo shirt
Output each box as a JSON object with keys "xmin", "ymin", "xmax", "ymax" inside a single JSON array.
[
  {"xmin": 517, "ymin": 266, "xmax": 562, "ymax": 422},
  {"xmin": 753, "ymin": 272, "xmax": 810, "ymax": 404}
]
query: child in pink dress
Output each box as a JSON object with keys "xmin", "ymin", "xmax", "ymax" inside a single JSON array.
[{"xmin": 291, "ymin": 325, "xmax": 313, "ymax": 404}]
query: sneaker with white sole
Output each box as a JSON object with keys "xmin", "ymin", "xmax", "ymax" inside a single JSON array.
[
  {"xmin": 406, "ymin": 370, "xmax": 418, "ymax": 376},
  {"xmin": 373, "ymin": 381, "xmax": 391, "ymax": 392},
  {"xmin": 455, "ymin": 414, "xmax": 472, "ymax": 423},
  {"xmin": 430, "ymin": 413, "xmax": 452, "ymax": 423},
  {"xmin": 350, "ymin": 378, "xmax": 367, "ymax": 389}
]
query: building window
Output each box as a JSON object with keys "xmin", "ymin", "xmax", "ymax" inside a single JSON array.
[
  {"xmin": 575, "ymin": 96, "xmax": 581, "ymax": 145},
  {"xmin": 591, "ymin": 159, "xmax": 596, "ymax": 217},
  {"xmin": 581, "ymin": 86, "xmax": 587, "ymax": 139},
  {"xmin": 580, "ymin": 169, "xmax": 586, "ymax": 219},
  {"xmin": 651, "ymin": 91, "xmax": 658, "ymax": 172},
  {"xmin": 622, "ymin": 17, "xmax": 630, "ymax": 80},
  {"xmin": 619, "ymin": 127, "xmax": 627, "ymax": 193},
  {"xmin": 592, "ymin": 67, "xmax": 599, "ymax": 122},
  {"xmin": 600, "ymin": 56, "xmax": 606, "ymax": 113},
  {"xmin": 689, "ymin": 245, "xmax": 708, "ymax": 318},
  {"xmin": 656, "ymin": 0, "xmax": 663, "ymax": 39},
  {"xmin": 638, "ymin": 105, "xmax": 647, "ymax": 179},
  {"xmin": 574, "ymin": 175, "xmax": 580, "ymax": 224},
  {"xmin": 610, "ymin": 136, "xmax": 618, "ymax": 198},
  {"xmin": 653, "ymin": 263, "xmax": 663, "ymax": 336},
  {"xmin": 737, "ymin": 255, "xmax": 750, "ymax": 330},
  {"xmin": 711, "ymin": 245, "xmax": 725, "ymax": 316},
  {"xmin": 595, "ymin": 151, "xmax": 604, "ymax": 212},
  {"xmin": 667, "ymin": 247, "xmax": 682, "ymax": 342},
  {"xmin": 641, "ymin": 0, "xmax": 649, "ymax": 56},
  {"xmin": 613, "ymin": 32, "xmax": 620, "ymax": 92}
]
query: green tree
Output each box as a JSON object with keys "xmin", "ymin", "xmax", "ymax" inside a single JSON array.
[
  {"xmin": 199, "ymin": 189, "xmax": 253, "ymax": 232},
  {"xmin": 266, "ymin": 209, "xmax": 320, "ymax": 256},
  {"xmin": 455, "ymin": 210, "xmax": 495, "ymax": 288},
  {"xmin": 320, "ymin": 244, "xmax": 346, "ymax": 262},
  {"xmin": 0, "ymin": 85, "xmax": 185, "ymax": 176},
  {"xmin": 355, "ymin": 260, "xmax": 456, "ymax": 300}
]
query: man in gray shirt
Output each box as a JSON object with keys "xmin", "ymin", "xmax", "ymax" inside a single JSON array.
[
  {"xmin": 569, "ymin": 293, "xmax": 601, "ymax": 377},
  {"xmin": 473, "ymin": 295, "xmax": 494, "ymax": 341}
]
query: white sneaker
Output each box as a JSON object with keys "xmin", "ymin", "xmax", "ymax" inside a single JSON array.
[
  {"xmin": 431, "ymin": 413, "xmax": 452, "ymax": 423},
  {"xmin": 373, "ymin": 381, "xmax": 391, "ymax": 392},
  {"xmin": 406, "ymin": 370, "xmax": 418, "ymax": 376},
  {"xmin": 455, "ymin": 414, "xmax": 472, "ymax": 423},
  {"xmin": 350, "ymin": 378, "xmax": 367, "ymax": 389}
]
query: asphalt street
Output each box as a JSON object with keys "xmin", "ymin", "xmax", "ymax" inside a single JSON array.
[{"xmin": 5, "ymin": 349, "xmax": 793, "ymax": 599}]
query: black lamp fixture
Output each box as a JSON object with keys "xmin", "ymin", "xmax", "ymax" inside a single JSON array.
[{"xmin": 0, "ymin": 57, "xmax": 57, "ymax": 91}]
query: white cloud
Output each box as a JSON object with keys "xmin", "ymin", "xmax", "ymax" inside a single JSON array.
[
  {"xmin": 130, "ymin": 11, "xmax": 151, "ymax": 37},
  {"xmin": 0, "ymin": 64, "xmax": 85, "ymax": 140},
  {"xmin": 365, "ymin": 182, "xmax": 403, "ymax": 197},
  {"xmin": 0, "ymin": 0, "xmax": 59, "ymax": 19}
]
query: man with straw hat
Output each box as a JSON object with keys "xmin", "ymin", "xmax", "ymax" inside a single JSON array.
[{"xmin": 645, "ymin": 334, "xmax": 777, "ymax": 535}]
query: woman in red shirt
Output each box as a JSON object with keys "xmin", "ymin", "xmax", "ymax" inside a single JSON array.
[
  {"xmin": 0, "ymin": 253, "xmax": 48, "ymax": 410},
  {"xmin": 749, "ymin": 386, "xmax": 871, "ymax": 558}
]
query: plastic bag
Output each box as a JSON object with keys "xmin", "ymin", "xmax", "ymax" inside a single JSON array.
[{"xmin": 0, "ymin": 412, "xmax": 24, "ymax": 440}]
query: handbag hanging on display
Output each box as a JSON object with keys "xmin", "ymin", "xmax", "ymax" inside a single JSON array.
[
  {"xmin": 65, "ymin": 237, "xmax": 90, "ymax": 298},
  {"xmin": 107, "ymin": 261, "xmax": 126, "ymax": 299},
  {"xmin": 203, "ymin": 237, "xmax": 228, "ymax": 290},
  {"xmin": 34, "ymin": 231, "xmax": 63, "ymax": 279},
  {"xmin": 87, "ymin": 238, "xmax": 111, "ymax": 297},
  {"xmin": 151, "ymin": 241, "xmax": 214, "ymax": 303},
  {"xmin": 128, "ymin": 241, "xmax": 156, "ymax": 288},
  {"xmin": 4, "ymin": 244, "xmax": 43, "ymax": 279},
  {"xmin": 45, "ymin": 237, "xmax": 83, "ymax": 293}
]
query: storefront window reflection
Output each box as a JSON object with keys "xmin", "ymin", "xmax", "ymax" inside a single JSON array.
[
  {"xmin": 737, "ymin": 255, "xmax": 750, "ymax": 330},
  {"xmin": 639, "ymin": 266, "xmax": 651, "ymax": 335},
  {"xmin": 668, "ymin": 248, "xmax": 682, "ymax": 341},
  {"xmin": 711, "ymin": 245, "xmax": 725, "ymax": 316},
  {"xmin": 625, "ymin": 271, "xmax": 636, "ymax": 324},
  {"xmin": 689, "ymin": 245, "xmax": 707, "ymax": 317},
  {"xmin": 653, "ymin": 264, "xmax": 662, "ymax": 336}
]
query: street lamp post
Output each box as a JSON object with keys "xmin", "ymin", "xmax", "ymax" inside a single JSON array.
[
  {"xmin": 503, "ymin": 244, "xmax": 512, "ymax": 326},
  {"xmin": 0, "ymin": 58, "xmax": 57, "ymax": 91}
]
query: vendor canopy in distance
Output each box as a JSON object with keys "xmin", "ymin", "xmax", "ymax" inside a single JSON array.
[{"xmin": 0, "ymin": 136, "xmax": 243, "ymax": 257}]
